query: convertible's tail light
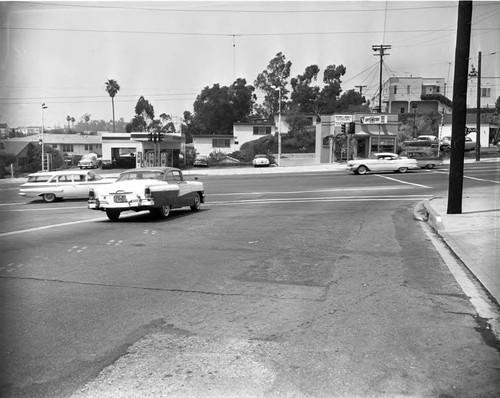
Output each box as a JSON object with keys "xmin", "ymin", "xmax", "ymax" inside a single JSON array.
[
  {"xmin": 144, "ymin": 186, "xmax": 151, "ymax": 199},
  {"xmin": 89, "ymin": 188, "xmax": 95, "ymax": 199}
]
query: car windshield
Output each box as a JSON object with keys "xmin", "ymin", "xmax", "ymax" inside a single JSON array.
[
  {"xmin": 255, "ymin": 155, "xmax": 267, "ymax": 158},
  {"xmin": 117, "ymin": 171, "xmax": 164, "ymax": 181}
]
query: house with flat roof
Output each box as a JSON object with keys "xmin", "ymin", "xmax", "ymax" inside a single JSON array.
[{"xmin": 372, "ymin": 76, "xmax": 452, "ymax": 115}]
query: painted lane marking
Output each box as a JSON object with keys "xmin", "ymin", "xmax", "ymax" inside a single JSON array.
[
  {"xmin": 208, "ymin": 194, "xmax": 433, "ymax": 206},
  {"xmin": 0, "ymin": 206, "xmax": 87, "ymax": 211},
  {"xmin": 0, "ymin": 217, "xmax": 108, "ymax": 238},
  {"xmin": 432, "ymin": 170, "xmax": 500, "ymax": 184},
  {"xmin": 208, "ymin": 185, "xmax": 422, "ymax": 197},
  {"xmin": 374, "ymin": 175, "xmax": 431, "ymax": 188}
]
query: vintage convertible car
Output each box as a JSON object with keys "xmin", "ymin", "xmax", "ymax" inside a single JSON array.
[
  {"xmin": 88, "ymin": 167, "xmax": 205, "ymax": 221},
  {"xmin": 346, "ymin": 152, "xmax": 419, "ymax": 175},
  {"xmin": 19, "ymin": 169, "xmax": 117, "ymax": 203}
]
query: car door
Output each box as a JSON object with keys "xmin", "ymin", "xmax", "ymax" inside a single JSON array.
[
  {"xmin": 63, "ymin": 173, "xmax": 88, "ymax": 198},
  {"xmin": 370, "ymin": 156, "xmax": 390, "ymax": 171},
  {"xmin": 173, "ymin": 170, "xmax": 194, "ymax": 206}
]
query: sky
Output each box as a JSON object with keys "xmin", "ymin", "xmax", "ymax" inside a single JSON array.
[{"xmin": 0, "ymin": 0, "xmax": 499, "ymax": 129}]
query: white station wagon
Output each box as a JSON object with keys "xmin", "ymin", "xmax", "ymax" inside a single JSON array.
[
  {"xmin": 19, "ymin": 169, "xmax": 117, "ymax": 203},
  {"xmin": 88, "ymin": 167, "xmax": 205, "ymax": 221},
  {"xmin": 346, "ymin": 152, "xmax": 419, "ymax": 175}
]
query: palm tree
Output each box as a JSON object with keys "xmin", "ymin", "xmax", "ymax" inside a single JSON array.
[
  {"xmin": 66, "ymin": 115, "xmax": 71, "ymax": 131},
  {"xmin": 84, "ymin": 114, "xmax": 91, "ymax": 132},
  {"xmin": 105, "ymin": 79, "xmax": 120, "ymax": 133},
  {"xmin": 71, "ymin": 117, "xmax": 75, "ymax": 130}
]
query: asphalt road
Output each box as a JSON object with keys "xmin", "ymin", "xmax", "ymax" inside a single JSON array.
[{"xmin": 1, "ymin": 164, "xmax": 499, "ymax": 397}]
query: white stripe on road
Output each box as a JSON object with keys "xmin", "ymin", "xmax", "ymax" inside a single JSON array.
[
  {"xmin": 432, "ymin": 170, "xmax": 500, "ymax": 184},
  {"xmin": 208, "ymin": 194, "xmax": 433, "ymax": 206},
  {"xmin": 209, "ymin": 185, "xmax": 425, "ymax": 197},
  {"xmin": 374, "ymin": 175, "xmax": 431, "ymax": 188},
  {"xmin": 0, "ymin": 217, "xmax": 108, "ymax": 237}
]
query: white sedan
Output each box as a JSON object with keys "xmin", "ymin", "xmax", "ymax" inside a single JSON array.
[
  {"xmin": 252, "ymin": 154, "xmax": 270, "ymax": 167},
  {"xmin": 346, "ymin": 153, "xmax": 419, "ymax": 175},
  {"xmin": 88, "ymin": 167, "xmax": 205, "ymax": 221}
]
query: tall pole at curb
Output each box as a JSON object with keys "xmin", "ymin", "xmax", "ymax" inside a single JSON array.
[
  {"xmin": 475, "ymin": 51, "xmax": 481, "ymax": 162},
  {"xmin": 41, "ymin": 103, "xmax": 48, "ymax": 171},
  {"xmin": 278, "ymin": 85, "xmax": 282, "ymax": 167},
  {"xmin": 372, "ymin": 44, "xmax": 391, "ymax": 113},
  {"xmin": 447, "ymin": 0, "xmax": 473, "ymax": 214}
]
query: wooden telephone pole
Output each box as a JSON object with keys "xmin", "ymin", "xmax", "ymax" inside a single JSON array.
[{"xmin": 447, "ymin": 1, "xmax": 473, "ymax": 214}]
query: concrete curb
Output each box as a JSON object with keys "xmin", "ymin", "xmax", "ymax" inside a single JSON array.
[{"xmin": 423, "ymin": 198, "xmax": 445, "ymax": 231}]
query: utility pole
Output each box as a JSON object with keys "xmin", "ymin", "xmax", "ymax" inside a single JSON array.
[
  {"xmin": 372, "ymin": 44, "xmax": 391, "ymax": 113},
  {"xmin": 447, "ymin": 1, "xmax": 473, "ymax": 214},
  {"xmin": 355, "ymin": 85, "xmax": 367, "ymax": 95},
  {"xmin": 475, "ymin": 51, "xmax": 481, "ymax": 161}
]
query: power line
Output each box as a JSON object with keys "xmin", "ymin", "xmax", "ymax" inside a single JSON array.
[
  {"xmin": 20, "ymin": 1, "xmax": 462, "ymax": 14},
  {"xmin": 3, "ymin": 26, "xmax": 497, "ymax": 37}
]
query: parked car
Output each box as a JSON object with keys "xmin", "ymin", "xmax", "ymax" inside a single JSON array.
[
  {"xmin": 101, "ymin": 159, "xmax": 114, "ymax": 169},
  {"xmin": 19, "ymin": 170, "xmax": 117, "ymax": 203},
  {"xmin": 88, "ymin": 167, "xmax": 205, "ymax": 221},
  {"xmin": 252, "ymin": 154, "xmax": 270, "ymax": 167},
  {"xmin": 78, "ymin": 153, "xmax": 100, "ymax": 169},
  {"xmin": 193, "ymin": 155, "xmax": 209, "ymax": 167},
  {"xmin": 440, "ymin": 136, "xmax": 476, "ymax": 151},
  {"xmin": 346, "ymin": 152, "xmax": 419, "ymax": 175},
  {"xmin": 405, "ymin": 151, "xmax": 443, "ymax": 169},
  {"xmin": 417, "ymin": 135, "xmax": 438, "ymax": 141}
]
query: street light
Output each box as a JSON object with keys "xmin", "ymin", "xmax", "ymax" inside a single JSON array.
[
  {"xmin": 41, "ymin": 103, "xmax": 48, "ymax": 171},
  {"xmin": 277, "ymin": 85, "xmax": 282, "ymax": 167}
]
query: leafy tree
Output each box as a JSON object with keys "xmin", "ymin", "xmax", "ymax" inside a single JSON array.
[
  {"xmin": 336, "ymin": 89, "xmax": 369, "ymax": 113},
  {"xmin": 317, "ymin": 64, "xmax": 346, "ymax": 114},
  {"xmin": 127, "ymin": 96, "xmax": 155, "ymax": 132},
  {"xmin": 105, "ymin": 79, "xmax": 120, "ymax": 133},
  {"xmin": 496, "ymin": 96, "xmax": 500, "ymax": 114},
  {"xmin": 0, "ymin": 152, "xmax": 16, "ymax": 177},
  {"xmin": 181, "ymin": 111, "xmax": 196, "ymax": 143},
  {"xmin": 281, "ymin": 110, "xmax": 316, "ymax": 152},
  {"xmin": 290, "ymin": 65, "xmax": 321, "ymax": 114},
  {"xmin": 190, "ymin": 79, "xmax": 255, "ymax": 135},
  {"xmin": 254, "ymin": 52, "xmax": 292, "ymax": 117},
  {"xmin": 158, "ymin": 113, "xmax": 176, "ymax": 133}
]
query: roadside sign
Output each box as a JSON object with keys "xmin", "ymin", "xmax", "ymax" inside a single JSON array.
[
  {"xmin": 334, "ymin": 115, "xmax": 353, "ymax": 126},
  {"xmin": 360, "ymin": 115, "xmax": 387, "ymax": 124}
]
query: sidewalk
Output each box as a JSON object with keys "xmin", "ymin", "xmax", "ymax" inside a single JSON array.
[{"xmin": 424, "ymin": 184, "xmax": 500, "ymax": 306}]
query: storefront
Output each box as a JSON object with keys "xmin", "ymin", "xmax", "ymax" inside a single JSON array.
[
  {"xmin": 101, "ymin": 132, "xmax": 183, "ymax": 168},
  {"xmin": 316, "ymin": 114, "xmax": 399, "ymax": 163}
]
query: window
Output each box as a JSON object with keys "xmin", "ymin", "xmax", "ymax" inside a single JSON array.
[
  {"xmin": 393, "ymin": 85, "xmax": 397, "ymax": 94},
  {"xmin": 407, "ymin": 86, "xmax": 411, "ymax": 94},
  {"xmin": 212, "ymin": 138, "xmax": 230, "ymax": 148},
  {"xmin": 52, "ymin": 144, "xmax": 58, "ymax": 149},
  {"xmin": 84, "ymin": 145, "xmax": 94, "ymax": 151},
  {"xmin": 436, "ymin": 86, "xmax": 440, "ymax": 93},
  {"xmin": 481, "ymin": 88, "xmax": 491, "ymax": 98},
  {"xmin": 62, "ymin": 144, "xmax": 74, "ymax": 152},
  {"xmin": 253, "ymin": 126, "xmax": 272, "ymax": 135},
  {"xmin": 400, "ymin": 107, "xmax": 405, "ymax": 114}
]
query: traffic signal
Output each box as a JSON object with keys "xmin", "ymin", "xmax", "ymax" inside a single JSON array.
[
  {"xmin": 158, "ymin": 133, "xmax": 163, "ymax": 142},
  {"xmin": 341, "ymin": 123, "xmax": 346, "ymax": 134},
  {"xmin": 348, "ymin": 122, "xmax": 356, "ymax": 134},
  {"xmin": 148, "ymin": 132, "xmax": 153, "ymax": 142}
]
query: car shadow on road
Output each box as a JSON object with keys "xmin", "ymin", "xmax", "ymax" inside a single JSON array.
[{"xmin": 95, "ymin": 208, "xmax": 210, "ymax": 223}]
